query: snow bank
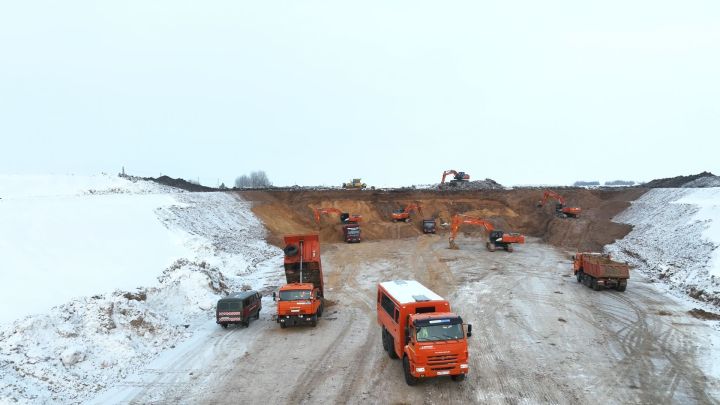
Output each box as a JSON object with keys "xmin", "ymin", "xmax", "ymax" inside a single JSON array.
[
  {"xmin": 0, "ymin": 173, "xmax": 178, "ymax": 198},
  {"xmin": 0, "ymin": 174, "xmax": 189, "ymax": 324},
  {"xmin": 607, "ymin": 188, "xmax": 720, "ymax": 307},
  {"xmin": 0, "ymin": 176, "xmax": 283, "ymax": 404}
]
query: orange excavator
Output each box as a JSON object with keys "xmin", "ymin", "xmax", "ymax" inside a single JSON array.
[
  {"xmin": 536, "ymin": 190, "xmax": 581, "ymax": 218},
  {"xmin": 391, "ymin": 203, "xmax": 422, "ymax": 222},
  {"xmin": 440, "ymin": 170, "xmax": 470, "ymax": 185},
  {"xmin": 313, "ymin": 207, "xmax": 362, "ymax": 225},
  {"xmin": 448, "ymin": 214, "xmax": 525, "ymax": 252}
]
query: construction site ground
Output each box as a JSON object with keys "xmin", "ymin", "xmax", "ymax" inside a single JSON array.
[{"xmin": 106, "ymin": 235, "xmax": 719, "ymax": 404}]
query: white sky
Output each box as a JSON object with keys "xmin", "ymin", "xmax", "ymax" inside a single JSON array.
[{"xmin": 1, "ymin": 1, "xmax": 718, "ymax": 187}]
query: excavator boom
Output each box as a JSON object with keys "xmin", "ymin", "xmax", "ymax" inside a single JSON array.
[
  {"xmin": 536, "ymin": 190, "xmax": 581, "ymax": 218},
  {"xmin": 314, "ymin": 207, "xmax": 362, "ymax": 225}
]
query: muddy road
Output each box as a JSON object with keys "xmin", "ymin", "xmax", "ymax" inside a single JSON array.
[{"xmin": 105, "ymin": 237, "xmax": 719, "ymax": 404}]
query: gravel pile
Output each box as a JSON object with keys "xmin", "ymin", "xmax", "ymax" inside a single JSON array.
[{"xmin": 438, "ymin": 178, "xmax": 505, "ymax": 190}]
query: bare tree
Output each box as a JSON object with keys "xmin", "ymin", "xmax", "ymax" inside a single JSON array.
[
  {"xmin": 235, "ymin": 175, "xmax": 251, "ymax": 188},
  {"xmin": 250, "ymin": 171, "xmax": 272, "ymax": 187}
]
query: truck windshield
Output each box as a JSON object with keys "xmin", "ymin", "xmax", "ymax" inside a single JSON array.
[
  {"xmin": 416, "ymin": 324, "xmax": 464, "ymax": 342},
  {"xmin": 279, "ymin": 290, "xmax": 312, "ymax": 301},
  {"xmin": 346, "ymin": 228, "xmax": 360, "ymax": 236}
]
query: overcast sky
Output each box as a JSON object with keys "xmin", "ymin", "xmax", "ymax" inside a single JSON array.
[{"xmin": 1, "ymin": 1, "xmax": 718, "ymax": 187}]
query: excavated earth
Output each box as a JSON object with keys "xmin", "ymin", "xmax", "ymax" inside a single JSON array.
[{"xmin": 239, "ymin": 188, "xmax": 648, "ymax": 253}]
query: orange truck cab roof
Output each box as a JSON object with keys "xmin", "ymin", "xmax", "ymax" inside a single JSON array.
[
  {"xmin": 280, "ymin": 283, "xmax": 315, "ymax": 291},
  {"xmin": 411, "ymin": 312, "xmax": 460, "ymax": 322}
]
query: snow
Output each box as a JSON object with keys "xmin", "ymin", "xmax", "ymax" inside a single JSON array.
[
  {"xmin": 0, "ymin": 174, "xmax": 283, "ymax": 404},
  {"xmin": 607, "ymin": 188, "xmax": 720, "ymax": 308}
]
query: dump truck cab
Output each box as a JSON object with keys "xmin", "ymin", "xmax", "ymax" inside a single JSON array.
[
  {"xmin": 377, "ymin": 280, "xmax": 471, "ymax": 385},
  {"xmin": 276, "ymin": 282, "xmax": 323, "ymax": 327},
  {"xmin": 422, "ymin": 219, "xmax": 436, "ymax": 234},
  {"xmin": 343, "ymin": 224, "xmax": 361, "ymax": 243}
]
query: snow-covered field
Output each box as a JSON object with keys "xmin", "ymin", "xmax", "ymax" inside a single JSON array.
[
  {"xmin": 607, "ymin": 188, "xmax": 720, "ymax": 311},
  {"xmin": 0, "ymin": 175, "xmax": 282, "ymax": 404}
]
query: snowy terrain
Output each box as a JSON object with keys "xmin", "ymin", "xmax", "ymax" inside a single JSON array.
[
  {"xmin": 0, "ymin": 175, "xmax": 282, "ymax": 404},
  {"xmin": 607, "ymin": 188, "xmax": 720, "ymax": 309}
]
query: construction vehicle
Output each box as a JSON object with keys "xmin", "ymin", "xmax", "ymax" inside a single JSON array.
[
  {"xmin": 422, "ymin": 219, "xmax": 436, "ymax": 234},
  {"xmin": 273, "ymin": 234, "xmax": 325, "ymax": 328},
  {"xmin": 342, "ymin": 178, "xmax": 367, "ymax": 189},
  {"xmin": 440, "ymin": 170, "xmax": 470, "ymax": 186},
  {"xmin": 448, "ymin": 214, "xmax": 525, "ymax": 252},
  {"xmin": 537, "ymin": 190, "xmax": 582, "ymax": 218},
  {"xmin": 378, "ymin": 280, "xmax": 472, "ymax": 386},
  {"xmin": 573, "ymin": 252, "xmax": 629, "ymax": 292},
  {"xmin": 342, "ymin": 223, "xmax": 361, "ymax": 243},
  {"xmin": 313, "ymin": 207, "xmax": 362, "ymax": 225},
  {"xmin": 391, "ymin": 203, "xmax": 422, "ymax": 222}
]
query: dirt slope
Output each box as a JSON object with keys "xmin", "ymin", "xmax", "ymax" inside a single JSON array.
[{"xmin": 238, "ymin": 188, "xmax": 647, "ymax": 252}]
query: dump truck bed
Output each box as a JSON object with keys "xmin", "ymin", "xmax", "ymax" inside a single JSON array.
[{"xmin": 581, "ymin": 255, "xmax": 629, "ymax": 279}]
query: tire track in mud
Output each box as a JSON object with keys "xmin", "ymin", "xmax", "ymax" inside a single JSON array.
[{"xmin": 287, "ymin": 243, "xmax": 381, "ymax": 404}]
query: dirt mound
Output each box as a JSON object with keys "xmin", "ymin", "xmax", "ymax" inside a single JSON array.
[
  {"xmin": 437, "ymin": 178, "xmax": 505, "ymax": 190},
  {"xmin": 643, "ymin": 171, "xmax": 716, "ymax": 188},
  {"xmin": 149, "ymin": 176, "xmax": 216, "ymax": 192},
  {"xmin": 239, "ymin": 187, "xmax": 647, "ymax": 252}
]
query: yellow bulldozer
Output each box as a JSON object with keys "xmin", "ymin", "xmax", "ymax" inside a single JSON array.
[{"xmin": 342, "ymin": 178, "xmax": 367, "ymax": 189}]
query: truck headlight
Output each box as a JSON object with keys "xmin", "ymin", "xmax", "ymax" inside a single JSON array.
[
  {"xmin": 299, "ymin": 315, "xmax": 303, "ymax": 318},
  {"xmin": 415, "ymin": 367, "xmax": 425, "ymax": 373},
  {"xmin": 460, "ymin": 364, "xmax": 468, "ymax": 369}
]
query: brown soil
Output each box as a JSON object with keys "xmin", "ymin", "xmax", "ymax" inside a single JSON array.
[
  {"xmin": 688, "ymin": 308, "xmax": 720, "ymax": 321},
  {"xmin": 237, "ymin": 188, "xmax": 647, "ymax": 252}
]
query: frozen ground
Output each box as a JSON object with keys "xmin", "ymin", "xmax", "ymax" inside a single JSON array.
[
  {"xmin": 93, "ymin": 237, "xmax": 720, "ymax": 404},
  {"xmin": 607, "ymin": 188, "xmax": 720, "ymax": 310},
  {"xmin": 0, "ymin": 175, "xmax": 282, "ymax": 404}
]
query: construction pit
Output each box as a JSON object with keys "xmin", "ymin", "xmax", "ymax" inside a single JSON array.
[{"xmin": 109, "ymin": 187, "xmax": 720, "ymax": 404}]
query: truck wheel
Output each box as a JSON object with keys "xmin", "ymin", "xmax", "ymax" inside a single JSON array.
[
  {"xmin": 403, "ymin": 357, "xmax": 418, "ymax": 386},
  {"xmin": 576, "ymin": 272, "xmax": 583, "ymax": 283},
  {"xmin": 311, "ymin": 315, "xmax": 318, "ymax": 327},
  {"xmin": 381, "ymin": 329, "xmax": 389, "ymax": 351},
  {"xmin": 617, "ymin": 281, "xmax": 627, "ymax": 292},
  {"xmin": 318, "ymin": 304, "xmax": 324, "ymax": 317},
  {"xmin": 221, "ymin": 323, "xmax": 228, "ymax": 329},
  {"xmin": 592, "ymin": 279, "xmax": 601, "ymax": 291},
  {"xmin": 387, "ymin": 336, "xmax": 399, "ymax": 359},
  {"xmin": 280, "ymin": 322, "xmax": 287, "ymax": 329},
  {"xmin": 451, "ymin": 374, "xmax": 466, "ymax": 382}
]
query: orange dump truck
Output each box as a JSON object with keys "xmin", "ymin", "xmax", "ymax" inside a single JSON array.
[
  {"xmin": 573, "ymin": 252, "xmax": 629, "ymax": 292},
  {"xmin": 274, "ymin": 234, "xmax": 325, "ymax": 328},
  {"xmin": 377, "ymin": 280, "xmax": 472, "ymax": 385}
]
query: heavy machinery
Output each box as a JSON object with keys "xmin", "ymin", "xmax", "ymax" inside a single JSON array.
[
  {"xmin": 342, "ymin": 178, "xmax": 367, "ymax": 189},
  {"xmin": 573, "ymin": 252, "xmax": 629, "ymax": 291},
  {"xmin": 422, "ymin": 218, "xmax": 437, "ymax": 234},
  {"xmin": 536, "ymin": 190, "xmax": 582, "ymax": 218},
  {"xmin": 274, "ymin": 234, "xmax": 325, "ymax": 328},
  {"xmin": 313, "ymin": 207, "xmax": 362, "ymax": 225},
  {"xmin": 342, "ymin": 223, "xmax": 361, "ymax": 243},
  {"xmin": 440, "ymin": 170, "xmax": 470, "ymax": 186},
  {"xmin": 448, "ymin": 214, "xmax": 525, "ymax": 252},
  {"xmin": 378, "ymin": 280, "xmax": 472, "ymax": 385},
  {"xmin": 313, "ymin": 208, "xmax": 362, "ymax": 243},
  {"xmin": 391, "ymin": 203, "xmax": 422, "ymax": 222}
]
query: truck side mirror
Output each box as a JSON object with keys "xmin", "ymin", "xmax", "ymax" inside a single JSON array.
[
  {"xmin": 467, "ymin": 324, "xmax": 472, "ymax": 338},
  {"xmin": 272, "ymin": 292, "xmax": 276, "ymax": 302},
  {"xmin": 404, "ymin": 327, "xmax": 411, "ymax": 345}
]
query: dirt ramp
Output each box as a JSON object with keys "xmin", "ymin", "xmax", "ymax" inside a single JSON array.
[{"xmin": 238, "ymin": 188, "xmax": 646, "ymax": 251}]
